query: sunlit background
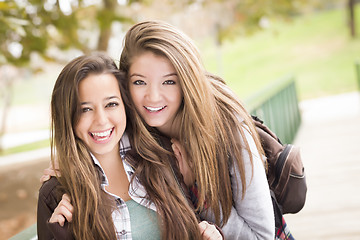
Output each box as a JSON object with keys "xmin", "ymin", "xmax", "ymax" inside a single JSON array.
[{"xmin": 0, "ymin": 0, "xmax": 359, "ymax": 239}]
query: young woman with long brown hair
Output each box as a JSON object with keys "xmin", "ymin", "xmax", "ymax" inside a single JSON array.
[{"xmin": 37, "ymin": 52, "xmax": 222, "ymax": 239}]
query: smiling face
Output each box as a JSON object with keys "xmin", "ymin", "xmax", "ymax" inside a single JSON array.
[
  {"xmin": 75, "ymin": 73, "xmax": 126, "ymax": 161},
  {"xmin": 128, "ymin": 51, "xmax": 183, "ymax": 136}
]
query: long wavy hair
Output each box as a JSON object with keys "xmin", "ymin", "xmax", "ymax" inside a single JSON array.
[
  {"xmin": 120, "ymin": 20, "xmax": 264, "ymax": 227},
  {"xmin": 50, "ymin": 53, "xmax": 127, "ymax": 239}
]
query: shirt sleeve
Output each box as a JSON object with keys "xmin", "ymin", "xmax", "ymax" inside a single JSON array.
[
  {"xmin": 226, "ymin": 127, "xmax": 275, "ymax": 239},
  {"xmin": 200, "ymin": 126, "xmax": 275, "ymax": 239},
  {"xmin": 37, "ymin": 178, "xmax": 74, "ymax": 240}
]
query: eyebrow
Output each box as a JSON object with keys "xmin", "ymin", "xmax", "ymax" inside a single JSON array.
[
  {"xmin": 163, "ymin": 73, "xmax": 177, "ymax": 78},
  {"xmin": 129, "ymin": 73, "xmax": 145, "ymax": 78},
  {"xmin": 80, "ymin": 96, "xmax": 121, "ymax": 105},
  {"xmin": 129, "ymin": 73, "xmax": 178, "ymax": 78}
]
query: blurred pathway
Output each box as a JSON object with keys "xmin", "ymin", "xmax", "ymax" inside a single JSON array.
[
  {"xmin": 285, "ymin": 92, "xmax": 360, "ymax": 239},
  {"xmin": 1, "ymin": 92, "xmax": 360, "ymax": 239}
]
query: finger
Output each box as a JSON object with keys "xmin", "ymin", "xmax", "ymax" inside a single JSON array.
[
  {"xmin": 172, "ymin": 144, "xmax": 183, "ymax": 162},
  {"xmin": 62, "ymin": 194, "xmax": 71, "ymax": 202},
  {"xmin": 58, "ymin": 216, "xmax": 65, "ymax": 227},
  {"xmin": 171, "ymin": 143, "xmax": 179, "ymax": 155},
  {"xmin": 170, "ymin": 138, "xmax": 178, "ymax": 145},
  {"xmin": 49, "ymin": 213, "xmax": 66, "ymax": 227},
  {"xmin": 39, "ymin": 174, "xmax": 50, "ymax": 183},
  {"xmin": 43, "ymin": 168, "xmax": 54, "ymax": 175},
  {"xmin": 199, "ymin": 221, "xmax": 222, "ymax": 240},
  {"xmin": 198, "ymin": 221, "xmax": 209, "ymax": 234},
  {"xmin": 171, "ymin": 139, "xmax": 180, "ymax": 153},
  {"xmin": 43, "ymin": 168, "xmax": 61, "ymax": 177},
  {"xmin": 172, "ymin": 144, "xmax": 185, "ymax": 175},
  {"xmin": 56, "ymin": 204, "xmax": 73, "ymax": 223},
  {"xmin": 171, "ymin": 139, "xmax": 184, "ymax": 151},
  {"xmin": 171, "ymin": 143, "xmax": 183, "ymax": 165},
  {"xmin": 52, "ymin": 201, "xmax": 73, "ymax": 223},
  {"xmin": 61, "ymin": 196, "xmax": 74, "ymax": 213},
  {"xmin": 204, "ymin": 224, "xmax": 222, "ymax": 240}
]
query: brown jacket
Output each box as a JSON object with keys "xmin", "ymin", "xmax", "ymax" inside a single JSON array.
[{"xmin": 37, "ymin": 177, "xmax": 73, "ymax": 240}]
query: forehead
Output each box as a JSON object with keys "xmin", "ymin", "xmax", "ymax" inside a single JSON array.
[
  {"xmin": 130, "ymin": 51, "xmax": 176, "ymax": 73},
  {"xmin": 78, "ymin": 73, "xmax": 120, "ymax": 98}
]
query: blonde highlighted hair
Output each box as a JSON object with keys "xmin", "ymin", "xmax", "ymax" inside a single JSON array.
[{"xmin": 120, "ymin": 20, "xmax": 264, "ymax": 228}]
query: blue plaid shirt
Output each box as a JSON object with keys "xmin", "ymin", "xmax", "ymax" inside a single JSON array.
[{"xmin": 91, "ymin": 133, "xmax": 157, "ymax": 239}]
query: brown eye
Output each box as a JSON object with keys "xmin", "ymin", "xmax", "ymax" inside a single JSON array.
[
  {"xmin": 82, "ymin": 107, "xmax": 91, "ymax": 113},
  {"xmin": 106, "ymin": 102, "xmax": 119, "ymax": 108},
  {"xmin": 163, "ymin": 80, "xmax": 176, "ymax": 85},
  {"xmin": 133, "ymin": 80, "xmax": 146, "ymax": 85}
]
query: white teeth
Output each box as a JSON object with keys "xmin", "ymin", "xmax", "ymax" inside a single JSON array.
[
  {"xmin": 92, "ymin": 129, "xmax": 112, "ymax": 137},
  {"xmin": 145, "ymin": 106, "xmax": 165, "ymax": 112}
]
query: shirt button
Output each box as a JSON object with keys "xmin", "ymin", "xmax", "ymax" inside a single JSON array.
[{"xmin": 119, "ymin": 230, "xmax": 127, "ymax": 235}]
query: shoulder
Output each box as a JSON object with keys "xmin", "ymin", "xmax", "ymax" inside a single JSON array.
[{"xmin": 38, "ymin": 177, "xmax": 63, "ymax": 205}]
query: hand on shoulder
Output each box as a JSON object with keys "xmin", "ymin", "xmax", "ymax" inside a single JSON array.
[
  {"xmin": 199, "ymin": 221, "xmax": 223, "ymax": 240},
  {"xmin": 49, "ymin": 194, "xmax": 73, "ymax": 227},
  {"xmin": 40, "ymin": 164, "xmax": 60, "ymax": 183},
  {"xmin": 171, "ymin": 138, "xmax": 195, "ymax": 187}
]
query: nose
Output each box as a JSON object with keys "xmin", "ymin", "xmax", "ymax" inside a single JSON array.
[
  {"xmin": 94, "ymin": 108, "xmax": 107, "ymax": 125},
  {"xmin": 146, "ymin": 84, "xmax": 161, "ymax": 103}
]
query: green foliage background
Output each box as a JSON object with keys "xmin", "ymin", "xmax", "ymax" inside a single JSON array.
[
  {"xmin": 200, "ymin": 6, "xmax": 360, "ymax": 101},
  {"xmin": 11, "ymin": 6, "xmax": 360, "ymax": 106},
  {"xmin": 3, "ymin": 5, "xmax": 360, "ymax": 155}
]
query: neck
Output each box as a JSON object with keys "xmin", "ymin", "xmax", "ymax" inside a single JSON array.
[
  {"xmin": 157, "ymin": 122, "xmax": 180, "ymax": 139},
  {"xmin": 93, "ymin": 146, "xmax": 121, "ymax": 167}
]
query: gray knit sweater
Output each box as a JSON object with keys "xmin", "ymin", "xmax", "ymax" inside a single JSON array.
[{"xmin": 200, "ymin": 127, "xmax": 275, "ymax": 239}]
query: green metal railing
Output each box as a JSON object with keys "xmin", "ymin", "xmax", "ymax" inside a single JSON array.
[
  {"xmin": 9, "ymin": 223, "xmax": 37, "ymax": 240},
  {"xmin": 9, "ymin": 75, "xmax": 302, "ymax": 240},
  {"xmin": 246, "ymin": 75, "xmax": 301, "ymax": 144}
]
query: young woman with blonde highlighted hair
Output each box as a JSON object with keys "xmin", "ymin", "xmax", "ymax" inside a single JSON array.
[{"xmin": 119, "ymin": 20, "xmax": 275, "ymax": 239}]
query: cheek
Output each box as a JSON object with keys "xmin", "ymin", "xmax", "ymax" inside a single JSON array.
[
  {"xmin": 130, "ymin": 88, "xmax": 143, "ymax": 108},
  {"xmin": 116, "ymin": 107, "xmax": 127, "ymax": 130},
  {"xmin": 74, "ymin": 118, "xmax": 88, "ymax": 139},
  {"xmin": 173, "ymin": 89, "xmax": 183, "ymax": 105}
]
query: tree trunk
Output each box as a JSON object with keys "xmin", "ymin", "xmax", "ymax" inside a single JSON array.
[
  {"xmin": 348, "ymin": 0, "xmax": 356, "ymax": 38},
  {"xmin": 97, "ymin": 28, "xmax": 111, "ymax": 51},
  {"xmin": 97, "ymin": 0, "xmax": 117, "ymax": 51}
]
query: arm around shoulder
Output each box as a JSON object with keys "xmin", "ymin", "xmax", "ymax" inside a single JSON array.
[{"xmin": 37, "ymin": 177, "xmax": 73, "ymax": 240}]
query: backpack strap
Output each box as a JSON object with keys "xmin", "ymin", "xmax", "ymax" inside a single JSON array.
[
  {"xmin": 251, "ymin": 115, "xmax": 307, "ymax": 214},
  {"xmin": 272, "ymin": 144, "xmax": 292, "ymax": 188}
]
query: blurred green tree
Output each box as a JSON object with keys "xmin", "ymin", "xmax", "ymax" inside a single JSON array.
[
  {"xmin": 0, "ymin": 0, "xmax": 350, "ymax": 151},
  {"xmin": 171, "ymin": 0, "xmax": 347, "ymax": 44},
  {"xmin": 0, "ymin": 0, "xmax": 134, "ymax": 65},
  {"xmin": 0, "ymin": 0, "xmax": 134, "ymax": 151}
]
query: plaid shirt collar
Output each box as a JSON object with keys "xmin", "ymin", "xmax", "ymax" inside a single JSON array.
[
  {"xmin": 89, "ymin": 133, "xmax": 157, "ymax": 239},
  {"xmin": 90, "ymin": 133, "xmax": 133, "ymax": 188}
]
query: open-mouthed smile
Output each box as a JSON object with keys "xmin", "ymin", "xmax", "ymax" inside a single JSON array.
[
  {"xmin": 144, "ymin": 106, "xmax": 166, "ymax": 113},
  {"xmin": 89, "ymin": 128, "xmax": 114, "ymax": 142}
]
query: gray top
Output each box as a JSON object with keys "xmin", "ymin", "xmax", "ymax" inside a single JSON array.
[{"xmin": 200, "ymin": 126, "xmax": 275, "ymax": 239}]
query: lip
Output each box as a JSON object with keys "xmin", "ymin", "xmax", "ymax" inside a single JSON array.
[
  {"xmin": 88, "ymin": 127, "xmax": 114, "ymax": 144},
  {"xmin": 144, "ymin": 106, "xmax": 166, "ymax": 113}
]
